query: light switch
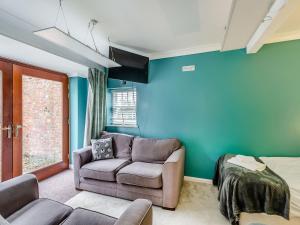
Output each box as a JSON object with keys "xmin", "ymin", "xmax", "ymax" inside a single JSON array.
[{"xmin": 182, "ymin": 65, "xmax": 195, "ymax": 72}]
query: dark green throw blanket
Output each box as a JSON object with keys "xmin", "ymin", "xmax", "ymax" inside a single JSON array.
[{"xmin": 213, "ymin": 154, "xmax": 290, "ymax": 225}]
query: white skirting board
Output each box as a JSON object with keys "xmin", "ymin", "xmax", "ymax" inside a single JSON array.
[{"xmin": 184, "ymin": 176, "xmax": 212, "ymax": 184}]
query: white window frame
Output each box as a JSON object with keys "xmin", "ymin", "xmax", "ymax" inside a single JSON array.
[{"xmin": 110, "ymin": 88, "xmax": 137, "ymax": 127}]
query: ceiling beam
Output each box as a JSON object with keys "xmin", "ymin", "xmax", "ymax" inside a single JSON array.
[
  {"xmin": 246, "ymin": 0, "xmax": 300, "ymax": 54},
  {"xmin": 221, "ymin": 0, "xmax": 274, "ymax": 52}
]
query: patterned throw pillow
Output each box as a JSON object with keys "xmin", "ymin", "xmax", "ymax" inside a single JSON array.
[{"xmin": 91, "ymin": 138, "xmax": 114, "ymax": 161}]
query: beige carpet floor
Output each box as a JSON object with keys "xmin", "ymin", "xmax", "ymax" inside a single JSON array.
[
  {"xmin": 40, "ymin": 170, "xmax": 299, "ymax": 225},
  {"xmin": 65, "ymin": 181, "xmax": 230, "ymax": 225},
  {"xmin": 39, "ymin": 169, "xmax": 79, "ymax": 202}
]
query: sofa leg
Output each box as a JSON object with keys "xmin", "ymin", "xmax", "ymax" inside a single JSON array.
[{"xmin": 162, "ymin": 207, "xmax": 175, "ymax": 211}]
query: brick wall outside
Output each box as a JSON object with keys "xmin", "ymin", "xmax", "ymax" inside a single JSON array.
[{"xmin": 22, "ymin": 75, "xmax": 62, "ymax": 173}]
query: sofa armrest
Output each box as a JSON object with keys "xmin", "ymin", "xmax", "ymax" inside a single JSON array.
[
  {"xmin": 73, "ymin": 146, "xmax": 93, "ymax": 188},
  {"xmin": 0, "ymin": 174, "xmax": 39, "ymax": 218},
  {"xmin": 115, "ymin": 199, "xmax": 152, "ymax": 225},
  {"xmin": 162, "ymin": 147, "xmax": 185, "ymax": 209}
]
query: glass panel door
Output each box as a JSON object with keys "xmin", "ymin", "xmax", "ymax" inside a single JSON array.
[
  {"xmin": 13, "ymin": 65, "xmax": 69, "ymax": 180},
  {"xmin": 22, "ymin": 75, "xmax": 63, "ymax": 173}
]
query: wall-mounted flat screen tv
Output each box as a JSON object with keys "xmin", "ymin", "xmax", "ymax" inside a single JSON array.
[{"xmin": 108, "ymin": 46, "xmax": 149, "ymax": 83}]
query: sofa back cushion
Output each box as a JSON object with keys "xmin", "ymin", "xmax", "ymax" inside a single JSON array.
[
  {"xmin": 132, "ymin": 137, "xmax": 181, "ymax": 163},
  {"xmin": 100, "ymin": 131, "xmax": 134, "ymax": 159}
]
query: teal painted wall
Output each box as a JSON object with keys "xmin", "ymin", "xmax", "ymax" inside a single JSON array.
[
  {"xmin": 107, "ymin": 40, "xmax": 300, "ymax": 179},
  {"xmin": 69, "ymin": 77, "xmax": 88, "ymax": 163},
  {"xmin": 69, "ymin": 78, "xmax": 78, "ymax": 162}
]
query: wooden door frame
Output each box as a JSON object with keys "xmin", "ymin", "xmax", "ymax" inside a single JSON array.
[
  {"xmin": 12, "ymin": 63, "xmax": 69, "ymax": 181},
  {"xmin": 0, "ymin": 60, "xmax": 13, "ymax": 181}
]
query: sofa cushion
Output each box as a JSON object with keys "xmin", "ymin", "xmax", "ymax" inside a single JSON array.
[
  {"xmin": 117, "ymin": 162, "xmax": 163, "ymax": 189},
  {"xmin": 115, "ymin": 199, "xmax": 152, "ymax": 225},
  {"xmin": 91, "ymin": 138, "xmax": 113, "ymax": 161},
  {"xmin": 80, "ymin": 158, "xmax": 130, "ymax": 182},
  {"xmin": 0, "ymin": 174, "xmax": 39, "ymax": 218},
  {"xmin": 7, "ymin": 198, "xmax": 72, "ymax": 225},
  {"xmin": 100, "ymin": 131, "xmax": 134, "ymax": 159},
  {"xmin": 61, "ymin": 208, "xmax": 116, "ymax": 225},
  {"xmin": 132, "ymin": 137, "xmax": 181, "ymax": 163}
]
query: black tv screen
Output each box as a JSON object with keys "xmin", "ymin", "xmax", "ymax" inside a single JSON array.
[{"xmin": 108, "ymin": 47, "xmax": 149, "ymax": 83}]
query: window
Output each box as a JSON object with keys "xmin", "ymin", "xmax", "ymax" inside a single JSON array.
[{"xmin": 111, "ymin": 88, "xmax": 137, "ymax": 127}]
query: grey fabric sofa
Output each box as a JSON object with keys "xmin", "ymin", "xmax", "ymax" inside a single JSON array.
[
  {"xmin": 0, "ymin": 174, "xmax": 153, "ymax": 225},
  {"xmin": 74, "ymin": 131, "xmax": 185, "ymax": 209},
  {"xmin": 0, "ymin": 174, "xmax": 72, "ymax": 225}
]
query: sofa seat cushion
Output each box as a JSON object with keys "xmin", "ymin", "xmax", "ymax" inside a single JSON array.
[
  {"xmin": 132, "ymin": 137, "xmax": 181, "ymax": 163},
  {"xmin": 61, "ymin": 208, "xmax": 116, "ymax": 225},
  {"xmin": 7, "ymin": 198, "xmax": 72, "ymax": 225},
  {"xmin": 80, "ymin": 158, "xmax": 130, "ymax": 182},
  {"xmin": 117, "ymin": 162, "xmax": 163, "ymax": 189}
]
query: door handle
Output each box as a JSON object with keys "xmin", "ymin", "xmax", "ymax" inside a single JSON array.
[
  {"xmin": 1, "ymin": 124, "xmax": 13, "ymax": 139},
  {"xmin": 13, "ymin": 124, "xmax": 22, "ymax": 138}
]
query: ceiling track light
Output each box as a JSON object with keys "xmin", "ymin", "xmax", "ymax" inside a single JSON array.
[{"xmin": 33, "ymin": 0, "xmax": 120, "ymax": 68}]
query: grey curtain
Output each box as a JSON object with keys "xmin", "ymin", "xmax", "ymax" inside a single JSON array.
[{"xmin": 84, "ymin": 68, "xmax": 107, "ymax": 146}]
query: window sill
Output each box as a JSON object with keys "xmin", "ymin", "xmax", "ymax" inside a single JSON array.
[{"xmin": 106, "ymin": 125, "xmax": 138, "ymax": 128}]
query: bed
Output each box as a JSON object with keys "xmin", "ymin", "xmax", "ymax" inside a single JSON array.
[{"xmin": 213, "ymin": 154, "xmax": 300, "ymax": 225}]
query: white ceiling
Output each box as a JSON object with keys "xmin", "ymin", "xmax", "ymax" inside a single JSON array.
[
  {"xmin": 0, "ymin": 0, "xmax": 233, "ymax": 58},
  {"xmin": 275, "ymin": 8, "xmax": 300, "ymax": 33},
  {"xmin": 222, "ymin": 0, "xmax": 275, "ymax": 51},
  {"xmin": 267, "ymin": 5, "xmax": 300, "ymax": 43},
  {"xmin": 0, "ymin": 0, "xmax": 299, "ymax": 76}
]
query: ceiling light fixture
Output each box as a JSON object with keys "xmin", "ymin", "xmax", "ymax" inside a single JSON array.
[{"xmin": 33, "ymin": 0, "xmax": 120, "ymax": 68}]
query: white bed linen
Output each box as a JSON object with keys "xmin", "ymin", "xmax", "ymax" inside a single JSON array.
[
  {"xmin": 259, "ymin": 157, "xmax": 300, "ymax": 218},
  {"xmin": 239, "ymin": 157, "xmax": 300, "ymax": 225},
  {"xmin": 227, "ymin": 155, "xmax": 267, "ymax": 171}
]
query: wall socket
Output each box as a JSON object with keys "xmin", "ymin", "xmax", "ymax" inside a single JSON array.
[{"xmin": 182, "ymin": 65, "xmax": 196, "ymax": 72}]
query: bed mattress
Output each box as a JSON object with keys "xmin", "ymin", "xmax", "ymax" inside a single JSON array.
[
  {"xmin": 240, "ymin": 157, "xmax": 300, "ymax": 225},
  {"xmin": 260, "ymin": 157, "xmax": 300, "ymax": 218},
  {"xmin": 213, "ymin": 154, "xmax": 290, "ymax": 224}
]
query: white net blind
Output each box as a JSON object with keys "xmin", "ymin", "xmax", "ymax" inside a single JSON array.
[{"xmin": 111, "ymin": 88, "xmax": 137, "ymax": 126}]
